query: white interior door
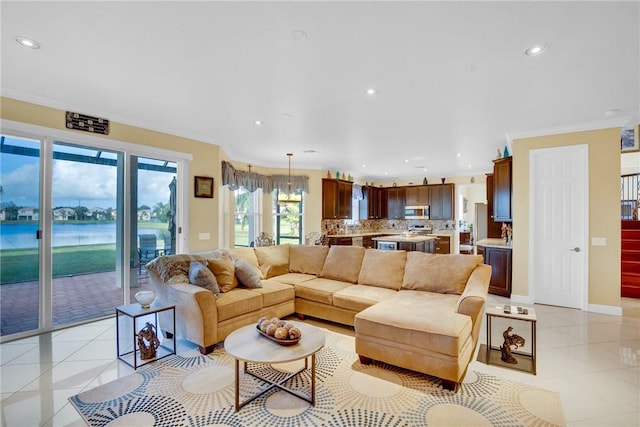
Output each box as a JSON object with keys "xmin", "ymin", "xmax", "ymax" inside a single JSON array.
[{"xmin": 531, "ymin": 145, "xmax": 588, "ymax": 309}]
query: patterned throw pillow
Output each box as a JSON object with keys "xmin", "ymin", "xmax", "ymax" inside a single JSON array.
[
  {"xmin": 188, "ymin": 261, "xmax": 220, "ymax": 297},
  {"xmin": 235, "ymin": 259, "xmax": 262, "ymax": 288}
]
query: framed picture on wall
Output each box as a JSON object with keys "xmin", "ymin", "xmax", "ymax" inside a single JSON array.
[
  {"xmin": 194, "ymin": 176, "xmax": 214, "ymax": 198},
  {"xmin": 621, "ymin": 125, "xmax": 639, "ymax": 152}
]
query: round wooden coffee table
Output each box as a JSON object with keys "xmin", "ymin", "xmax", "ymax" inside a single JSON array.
[{"xmin": 224, "ymin": 320, "xmax": 325, "ymax": 411}]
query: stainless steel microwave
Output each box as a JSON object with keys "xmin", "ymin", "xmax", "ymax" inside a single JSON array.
[{"xmin": 405, "ymin": 205, "xmax": 430, "ymax": 219}]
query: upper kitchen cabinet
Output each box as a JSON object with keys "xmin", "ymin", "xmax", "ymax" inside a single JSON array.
[
  {"xmin": 485, "ymin": 173, "xmax": 503, "ymax": 238},
  {"xmin": 359, "ymin": 185, "xmax": 386, "ymax": 219},
  {"xmin": 386, "ymin": 187, "xmax": 406, "ymax": 220},
  {"xmin": 322, "ymin": 178, "xmax": 353, "ymax": 219},
  {"xmin": 492, "ymin": 157, "xmax": 512, "ymax": 222},
  {"xmin": 405, "ymin": 186, "xmax": 430, "ymax": 206},
  {"xmin": 429, "ymin": 183, "xmax": 455, "ymax": 220}
]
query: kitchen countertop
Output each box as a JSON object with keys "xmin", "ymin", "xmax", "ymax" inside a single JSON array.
[
  {"xmin": 327, "ymin": 230, "xmax": 404, "ymax": 238},
  {"xmin": 476, "ymin": 238, "xmax": 512, "ymax": 249},
  {"xmin": 372, "ymin": 235, "xmax": 436, "ymax": 243}
]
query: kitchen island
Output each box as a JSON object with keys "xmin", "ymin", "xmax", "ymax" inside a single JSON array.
[{"xmin": 372, "ymin": 234, "xmax": 436, "ymax": 253}]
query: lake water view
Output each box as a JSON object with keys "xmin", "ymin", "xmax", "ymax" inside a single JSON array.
[{"xmin": 0, "ymin": 223, "xmax": 165, "ymax": 250}]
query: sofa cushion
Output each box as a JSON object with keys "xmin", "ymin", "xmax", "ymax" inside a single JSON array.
[
  {"xmin": 215, "ymin": 288, "xmax": 263, "ymax": 322},
  {"xmin": 234, "ymin": 259, "xmax": 262, "ymax": 288},
  {"xmin": 289, "ymin": 245, "xmax": 329, "ymax": 275},
  {"xmin": 402, "ymin": 252, "xmax": 483, "ymax": 295},
  {"xmin": 188, "ymin": 261, "xmax": 220, "ymax": 297},
  {"xmin": 207, "ymin": 254, "xmax": 238, "ymax": 292},
  {"xmin": 357, "ymin": 249, "xmax": 406, "ymax": 290},
  {"xmin": 294, "ymin": 277, "xmax": 353, "ymax": 305},
  {"xmin": 355, "ymin": 292, "xmax": 471, "ymax": 357},
  {"xmin": 319, "ymin": 246, "xmax": 366, "ymax": 283},
  {"xmin": 255, "ymin": 245, "xmax": 290, "ymax": 279},
  {"xmin": 231, "ymin": 247, "xmax": 260, "ymax": 272},
  {"xmin": 249, "ymin": 279, "xmax": 295, "ymax": 307},
  {"xmin": 333, "ymin": 285, "xmax": 398, "ymax": 312},
  {"xmin": 270, "ymin": 272, "xmax": 318, "ymax": 286}
]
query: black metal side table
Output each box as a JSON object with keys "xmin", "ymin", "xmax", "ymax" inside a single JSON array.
[
  {"xmin": 116, "ymin": 301, "xmax": 176, "ymax": 369},
  {"xmin": 485, "ymin": 305, "xmax": 537, "ymax": 374}
]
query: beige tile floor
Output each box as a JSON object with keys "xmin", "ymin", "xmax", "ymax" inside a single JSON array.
[{"xmin": 1, "ymin": 295, "xmax": 639, "ymax": 426}]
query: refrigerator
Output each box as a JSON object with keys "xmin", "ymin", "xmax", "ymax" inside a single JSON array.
[{"xmin": 475, "ymin": 203, "xmax": 488, "ymax": 243}]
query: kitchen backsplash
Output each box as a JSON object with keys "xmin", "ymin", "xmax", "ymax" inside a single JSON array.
[{"xmin": 321, "ymin": 219, "xmax": 456, "ymax": 235}]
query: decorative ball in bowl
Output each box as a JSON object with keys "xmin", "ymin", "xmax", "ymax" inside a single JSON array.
[{"xmin": 134, "ymin": 290, "xmax": 156, "ymax": 308}]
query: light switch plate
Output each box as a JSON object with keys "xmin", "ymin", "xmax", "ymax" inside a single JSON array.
[
  {"xmin": 198, "ymin": 233, "xmax": 211, "ymax": 240},
  {"xmin": 591, "ymin": 237, "xmax": 606, "ymax": 246}
]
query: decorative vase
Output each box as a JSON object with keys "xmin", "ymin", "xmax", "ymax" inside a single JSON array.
[
  {"xmin": 423, "ymin": 177, "xmax": 428, "ymax": 185},
  {"xmin": 441, "ymin": 177, "xmax": 446, "ymax": 184},
  {"xmin": 326, "ymin": 170, "xmax": 331, "ymax": 178},
  {"xmin": 336, "ymin": 171, "xmax": 340, "ymax": 179},
  {"xmin": 135, "ymin": 290, "xmax": 156, "ymax": 308},
  {"xmin": 503, "ymin": 146, "xmax": 510, "ymax": 158}
]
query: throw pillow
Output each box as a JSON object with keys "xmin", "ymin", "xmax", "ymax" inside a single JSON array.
[
  {"xmin": 188, "ymin": 261, "xmax": 220, "ymax": 297},
  {"xmin": 402, "ymin": 252, "xmax": 483, "ymax": 294},
  {"xmin": 358, "ymin": 249, "xmax": 407, "ymax": 290},
  {"xmin": 289, "ymin": 245, "xmax": 329, "ymax": 275},
  {"xmin": 319, "ymin": 246, "xmax": 366, "ymax": 283},
  {"xmin": 207, "ymin": 254, "xmax": 238, "ymax": 292},
  {"xmin": 235, "ymin": 259, "xmax": 262, "ymax": 288}
]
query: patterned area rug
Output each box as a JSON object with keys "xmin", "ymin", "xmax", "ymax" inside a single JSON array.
[{"xmin": 70, "ymin": 330, "xmax": 565, "ymax": 426}]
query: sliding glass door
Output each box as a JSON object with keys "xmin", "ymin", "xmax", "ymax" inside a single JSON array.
[
  {"xmin": 0, "ymin": 135, "xmax": 42, "ymax": 336},
  {"xmin": 1, "ymin": 130, "xmax": 183, "ymax": 340}
]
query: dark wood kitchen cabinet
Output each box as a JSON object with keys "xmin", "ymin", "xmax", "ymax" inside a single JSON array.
[
  {"xmin": 493, "ymin": 157, "xmax": 512, "ymax": 222},
  {"xmin": 477, "ymin": 245, "xmax": 512, "ymax": 297},
  {"xmin": 485, "ymin": 173, "xmax": 503, "ymax": 238},
  {"xmin": 386, "ymin": 187, "xmax": 406, "ymax": 220},
  {"xmin": 429, "ymin": 184, "xmax": 455, "ymax": 220},
  {"xmin": 405, "ymin": 186, "xmax": 430, "ymax": 206},
  {"xmin": 359, "ymin": 186, "xmax": 386, "ymax": 219},
  {"xmin": 322, "ymin": 178, "xmax": 352, "ymax": 219},
  {"xmin": 433, "ymin": 235, "xmax": 451, "ymax": 254}
]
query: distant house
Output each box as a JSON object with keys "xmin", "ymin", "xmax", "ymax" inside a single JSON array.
[
  {"xmin": 18, "ymin": 207, "xmax": 39, "ymax": 220},
  {"xmin": 52, "ymin": 207, "xmax": 76, "ymax": 220},
  {"xmin": 0, "ymin": 210, "xmax": 5, "ymax": 221},
  {"xmin": 138, "ymin": 209, "xmax": 152, "ymax": 221},
  {"xmin": 87, "ymin": 207, "xmax": 107, "ymax": 220}
]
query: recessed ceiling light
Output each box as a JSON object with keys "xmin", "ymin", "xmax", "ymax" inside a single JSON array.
[
  {"xmin": 15, "ymin": 36, "xmax": 40, "ymax": 49},
  {"xmin": 525, "ymin": 44, "xmax": 548, "ymax": 56},
  {"xmin": 254, "ymin": 120, "xmax": 263, "ymax": 126},
  {"xmin": 384, "ymin": 172, "xmax": 388, "ymax": 175},
  {"xmin": 404, "ymin": 159, "xmax": 409, "ymax": 163},
  {"xmin": 467, "ymin": 165, "xmax": 472, "ymax": 168},
  {"xmin": 604, "ymin": 109, "xmax": 621, "ymax": 117},
  {"xmin": 365, "ymin": 88, "xmax": 378, "ymax": 95},
  {"xmin": 456, "ymin": 153, "xmax": 462, "ymax": 158}
]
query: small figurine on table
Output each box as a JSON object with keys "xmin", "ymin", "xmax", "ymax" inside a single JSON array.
[
  {"xmin": 500, "ymin": 326, "xmax": 525, "ymax": 364},
  {"xmin": 137, "ymin": 322, "xmax": 161, "ymax": 360}
]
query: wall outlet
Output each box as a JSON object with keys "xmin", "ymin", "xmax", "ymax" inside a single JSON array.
[
  {"xmin": 198, "ymin": 233, "xmax": 211, "ymax": 240},
  {"xmin": 591, "ymin": 237, "xmax": 606, "ymax": 246}
]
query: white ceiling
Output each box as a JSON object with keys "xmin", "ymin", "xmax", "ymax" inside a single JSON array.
[{"xmin": 2, "ymin": 1, "xmax": 638, "ymax": 182}]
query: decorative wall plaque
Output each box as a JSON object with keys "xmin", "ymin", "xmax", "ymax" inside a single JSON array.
[{"xmin": 65, "ymin": 111, "xmax": 110, "ymax": 135}]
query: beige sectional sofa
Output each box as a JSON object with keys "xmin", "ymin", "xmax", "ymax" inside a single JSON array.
[{"xmin": 146, "ymin": 244, "xmax": 491, "ymax": 390}]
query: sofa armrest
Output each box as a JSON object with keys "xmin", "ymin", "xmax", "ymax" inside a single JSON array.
[
  {"xmin": 148, "ymin": 271, "xmax": 218, "ymax": 349},
  {"xmin": 455, "ymin": 264, "xmax": 491, "ymax": 348}
]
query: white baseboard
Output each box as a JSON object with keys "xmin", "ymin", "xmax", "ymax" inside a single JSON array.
[
  {"xmin": 587, "ymin": 303, "xmax": 623, "ymax": 316},
  {"xmin": 510, "ymin": 294, "xmax": 622, "ymax": 316}
]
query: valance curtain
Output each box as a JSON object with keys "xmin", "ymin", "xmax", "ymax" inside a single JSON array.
[{"xmin": 221, "ymin": 161, "xmax": 309, "ymax": 193}]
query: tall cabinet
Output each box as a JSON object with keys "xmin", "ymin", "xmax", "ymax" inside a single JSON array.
[{"xmin": 492, "ymin": 157, "xmax": 512, "ymax": 222}]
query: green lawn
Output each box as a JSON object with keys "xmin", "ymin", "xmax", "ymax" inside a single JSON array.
[{"xmin": 1, "ymin": 244, "xmax": 117, "ymax": 283}]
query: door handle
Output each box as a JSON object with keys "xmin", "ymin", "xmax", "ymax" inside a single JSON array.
[{"xmin": 569, "ymin": 247, "xmax": 580, "ymax": 252}]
